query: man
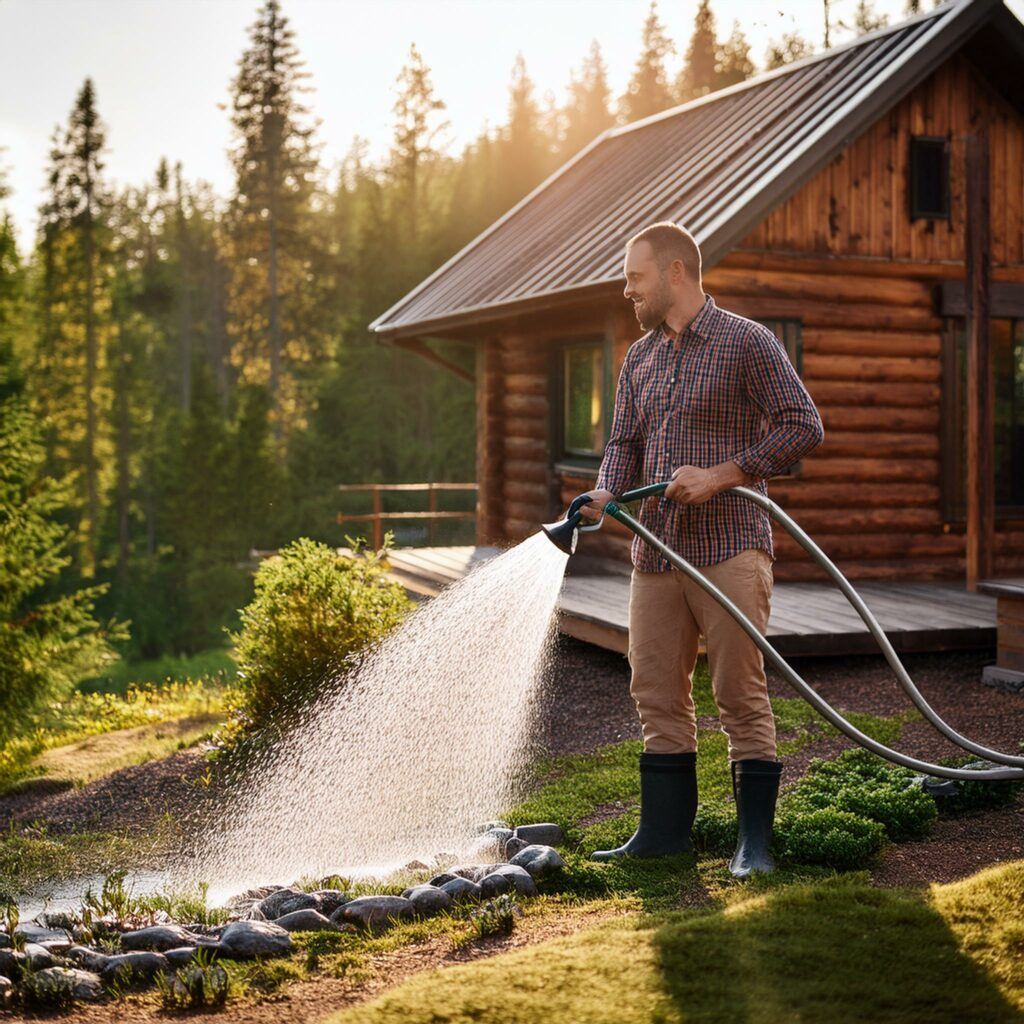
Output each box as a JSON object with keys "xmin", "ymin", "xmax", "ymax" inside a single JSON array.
[{"xmin": 579, "ymin": 222, "xmax": 824, "ymax": 878}]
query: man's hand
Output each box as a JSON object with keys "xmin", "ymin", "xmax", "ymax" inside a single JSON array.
[
  {"xmin": 577, "ymin": 488, "xmax": 615, "ymax": 523},
  {"xmin": 665, "ymin": 461, "xmax": 755, "ymax": 505}
]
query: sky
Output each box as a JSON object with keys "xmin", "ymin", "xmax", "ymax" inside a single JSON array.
[{"xmin": 3, "ymin": 0, "xmax": 1023, "ymax": 252}]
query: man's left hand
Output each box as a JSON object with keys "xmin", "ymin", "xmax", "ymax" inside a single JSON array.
[{"xmin": 665, "ymin": 465, "xmax": 719, "ymax": 505}]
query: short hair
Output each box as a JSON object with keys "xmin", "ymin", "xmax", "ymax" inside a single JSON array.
[{"xmin": 626, "ymin": 222, "xmax": 702, "ymax": 282}]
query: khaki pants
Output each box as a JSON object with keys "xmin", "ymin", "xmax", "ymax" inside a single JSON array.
[{"xmin": 627, "ymin": 548, "xmax": 776, "ymax": 761}]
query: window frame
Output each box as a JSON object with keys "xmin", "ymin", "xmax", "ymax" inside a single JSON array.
[
  {"xmin": 940, "ymin": 314, "xmax": 1024, "ymax": 523},
  {"xmin": 909, "ymin": 135, "xmax": 951, "ymax": 222},
  {"xmin": 550, "ymin": 333, "xmax": 613, "ymax": 473}
]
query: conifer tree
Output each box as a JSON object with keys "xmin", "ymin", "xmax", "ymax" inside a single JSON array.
[
  {"xmin": 765, "ymin": 31, "xmax": 814, "ymax": 69},
  {"xmin": 676, "ymin": 0, "xmax": 718, "ymax": 102},
  {"xmin": 497, "ymin": 53, "xmax": 547, "ymax": 212},
  {"xmin": 715, "ymin": 21, "xmax": 755, "ymax": 89},
  {"xmin": 619, "ymin": 1, "xmax": 676, "ymax": 123},
  {"xmin": 223, "ymin": 0, "xmax": 330, "ymax": 450},
  {"xmin": 845, "ymin": 0, "xmax": 889, "ymax": 35},
  {"xmin": 560, "ymin": 40, "xmax": 615, "ymax": 160}
]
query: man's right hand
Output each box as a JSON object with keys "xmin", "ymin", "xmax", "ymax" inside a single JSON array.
[{"xmin": 577, "ymin": 489, "xmax": 615, "ymax": 523}]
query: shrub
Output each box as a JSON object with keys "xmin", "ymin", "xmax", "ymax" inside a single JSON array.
[
  {"xmin": 776, "ymin": 808, "xmax": 886, "ymax": 869},
  {"xmin": 158, "ymin": 951, "xmax": 229, "ymax": 1010},
  {"xmin": 784, "ymin": 749, "xmax": 937, "ymax": 841},
  {"xmin": 470, "ymin": 893, "xmax": 521, "ymax": 938},
  {"xmin": 228, "ymin": 536, "xmax": 413, "ymax": 733},
  {"xmin": 933, "ymin": 757, "xmax": 1024, "ymax": 814},
  {"xmin": 691, "ymin": 802, "xmax": 736, "ymax": 855}
]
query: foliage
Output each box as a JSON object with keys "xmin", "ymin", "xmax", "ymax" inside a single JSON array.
[
  {"xmin": 77, "ymin": 645, "xmax": 237, "ymax": 695},
  {"xmin": 933, "ymin": 757, "xmax": 1024, "ymax": 814},
  {"xmin": 158, "ymin": 949, "xmax": 229, "ymax": 1009},
  {"xmin": 228, "ymin": 536, "xmax": 412, "ymax": 733},
  {"xmin": 0, "ymin": 340, "xmax": 128, "ymax": 744},
  {"xmin": 784, "ymin": 748, "xmax": 938, "ymax": 841},
  {"xmin": 469, "ymin": 893, "xmax": 522, "ymax": 939},
  {"xmin": 775, "ymin": 808, "xmax": 887, "ymax": 869}
]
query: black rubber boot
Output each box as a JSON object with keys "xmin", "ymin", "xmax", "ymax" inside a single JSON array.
[
  {"xmin": 590, "ymin": 751, "xmax": 697, "ymax": 861},
  {"xmin": 728, "ymin": 758, "xmax": 782, "ymax": 879}
]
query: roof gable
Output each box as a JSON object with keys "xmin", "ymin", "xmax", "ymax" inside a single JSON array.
[{"xmin": 371, "ymin": 0, "xmax": 1021, "ymax": 339}]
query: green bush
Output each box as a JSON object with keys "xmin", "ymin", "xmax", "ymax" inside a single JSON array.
[
  {"xmin": 776, "ymin": 808, "xmax": 886, "ymax": 869},
  {"xmin": 933, "ymin": 757, "xmax": 1024, "ymax": 814},
  {"xmin": 691, "ymin": 802, "xmax": 736, "ymax": 855},
  {"xmin": 783, "ymin": 749, "xmax": 937, "ymax": 841},
  {"xmin": 228, "ymin": 536, "xmax": 413, "ymax": 733}
]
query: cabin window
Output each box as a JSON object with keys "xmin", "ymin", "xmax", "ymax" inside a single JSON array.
[
  {"xmin": 755, "ymin": 318, "xmax": 804, "ymax": 476},
  {"xmin": 559, "ymin": 340, "xmax": 609, "ymax": 464},
  {"xmin": 941, "ymin": 317, "xmax": 1024, "ymax": 519},
  {"xmin": 909, "ymin": 136, "xmax": 950, "ymax": 220}
]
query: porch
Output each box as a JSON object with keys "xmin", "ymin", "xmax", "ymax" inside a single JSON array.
[{"xmin": 384, "ymin": 545, "xmax": 998, "ymax": 657}]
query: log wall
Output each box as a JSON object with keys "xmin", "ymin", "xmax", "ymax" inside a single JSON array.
[{"xmin": 476, "ymin": 51, "xmax": 1024, "ymax": 581}]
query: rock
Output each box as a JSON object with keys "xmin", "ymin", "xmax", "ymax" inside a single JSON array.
[
  {"xmin": 0, "ymin": 950, "xmax": 25, "ymax": 980},
  {"xmin": 473, "ymin": 819, "xmax": 510, "ymax": 834},
  {"xmin": 467, "ymin": 828, "xmax": 515, "ymax": 859},
  {"xmin": 479, "ymin": 864, "xmax": 539, "ymax": 898},
  {"xmin": 101, "ymin": 951, "xmax": 170, "ymax": 984},
  {"xmin": 0, "ymin": 933, "xmax": 8, "ymax": 948},
  {"xmin": 439, "ymin": 876, "xmax": 483, "ymax": 902},
  {"xmin": 275, "ymin": 909, "xmax": 337, "ymax": 932},
  {"xmin": 15, "ymin": 923, "xmax": 73, "ymax": 952},
  {"xmin": 31, "ymin": 966, "xmax": 103, "ymax": 1001},
  {"xmin": 401, "ymin": 885, "xmax": 453, "ymax": 917},
  {"xmin": 503, "ymin": 836, "xmax": 530, "ymax": 858},
  {"xmin": 37, "ymin": 911, "xmax": 79, "ymax": 931},
  {"xmin": 312, "ymin": 889, "xmax": 351, "ymax": 917},
  {"xmin": 164, "ymin": 946, "xmax": 208, "ymax": 968},
  {"xmin": 509, "ymin": 844, "xmax": 567, "ymax": 879},
  {"xmin": 120, "ymin": 924, "xmax": 208, "ymax": 952},
  {"xmin": 400, "ymin": 858, "xmax": 432, "ymax": 873},
  {"xmin": 67, "ymin": 946, "xmax": 111, "ymax": 973},
  {"xmin": 450, "ymin": 863, "xmax": 509, "ymax": 883},
  {"xmin": 0, "ymin": 975, "xmax": 12, "ymax": 1009},
  {"xmin": 427, "ymin": 872, "xmax": 458, "ymax": 888},
  {"xmin": 216, "ymin": 920, "xmax": 292, "ymax": 959},
  {"xmin": 23, "ymin": 943, "xmax": 58, "ymax": 969},
  {"xmin": 514, "ymin": 823, "xmax": 565, "ymax": 846},
  {"xmin": 252, "ymin": 888, "xmax": 321, "ymax": 921},
  {"xmin": 335, "ymin": 896, "xmax": 415, "ymax": 934}
]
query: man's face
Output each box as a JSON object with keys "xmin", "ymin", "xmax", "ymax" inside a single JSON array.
[{"xmin": 623, "ymin": 241, "xmax": 674, "ymax": 332}]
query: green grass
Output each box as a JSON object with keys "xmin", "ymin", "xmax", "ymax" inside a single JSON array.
[
  {"xmin": 332, "ymin": 860, "xmax": 1024, "ymax": 1024},
  {"xmin": 76, "ymin": 646, "xmax": 238, "ymax": 695}
]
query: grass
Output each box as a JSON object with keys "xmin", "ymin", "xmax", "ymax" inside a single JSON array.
[
  {"xmin": 76, "ymin": 646, "xmax": 238, "ymax": 695},
  {"xmin": 332, "ymin": 860, "xmax": 1024, "ymax": 1024}
]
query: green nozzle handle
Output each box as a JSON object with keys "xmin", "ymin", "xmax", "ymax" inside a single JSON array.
[{"xmin": 615, "ymin": 481, "xmax": 670, "ymax": 504}]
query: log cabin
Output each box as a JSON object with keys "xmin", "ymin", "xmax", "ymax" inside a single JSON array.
[{"xmin": 369, "ymin": 0, "xmax": 1024, "ymax": 587}]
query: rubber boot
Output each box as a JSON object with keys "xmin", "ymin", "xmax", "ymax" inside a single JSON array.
[
  {"xmin": 590, "ymin": 751, "xmax": 697, "ymax": 861},
  {"xmin": 728, "ymin": 758, "xmax": 782, "ymax": 879}
]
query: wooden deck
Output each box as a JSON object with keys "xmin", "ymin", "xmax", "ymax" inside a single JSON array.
[{"xmin": 384, "ymin": 546, "xmax": 998, "ymax": 657}]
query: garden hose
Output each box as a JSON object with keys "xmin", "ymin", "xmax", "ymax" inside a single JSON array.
[{"xmin": 545, "ymin": 481, "xmax": 1024, "ymax": 783}]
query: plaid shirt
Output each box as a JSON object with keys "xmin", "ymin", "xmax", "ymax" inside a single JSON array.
[{"xmin": 595, "ymin": 293, "xmax": 824, "ymax": 570}]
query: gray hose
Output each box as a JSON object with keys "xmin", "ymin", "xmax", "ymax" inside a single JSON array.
[
  {"xmin": 729, "ymin": 485, "xmax": 1024, "ymax": 769},
  {"xmin": 605, "ymin": 501, "xmax": 1024, "ymax": 781}
]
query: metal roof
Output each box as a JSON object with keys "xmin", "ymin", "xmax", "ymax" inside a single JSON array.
[{"xmin": 370, "ymin": 0, "xmax": 1015, "ymax": 340}]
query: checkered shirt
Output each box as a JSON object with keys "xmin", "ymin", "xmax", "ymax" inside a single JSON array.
[{"xmin": 595, "ymin": 293, "xmax": 824, "ymax": 570}]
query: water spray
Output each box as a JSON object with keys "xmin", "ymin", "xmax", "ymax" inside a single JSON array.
[{"xmin": 544, "ymin": 481, "xmax": 1024, "ymax": 783}]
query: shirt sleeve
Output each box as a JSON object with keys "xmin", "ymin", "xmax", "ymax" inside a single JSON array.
[
  {"xmin": 595, "ymin": 351, "xmax": 644, "ymax": 496},
  {"xmin": 732, "ymin": 324, "xmax": 825, "ymax": 481}
]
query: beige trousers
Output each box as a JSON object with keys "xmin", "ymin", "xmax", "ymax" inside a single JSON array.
[{"xmin": 627, "ymin": 548, "xmax": 776, "ymax": 761}]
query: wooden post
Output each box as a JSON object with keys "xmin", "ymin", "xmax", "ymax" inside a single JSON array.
[
  {"xmin": 965, "ymin": 130, "xmax": 994, "ymax": 591},
  {"xmin": 427, "ymin": 483, "xmax": 437, "ymax": 545},
  {"xmin": 371, "ymin": 483, "xmax": 382, "ymax": 551},
  {"xmin": 476, "ymin": 339, "xmax": 503, "ymax": 545}
]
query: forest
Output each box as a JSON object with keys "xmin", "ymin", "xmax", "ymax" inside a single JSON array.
[{"xmin": 0, "ymin": 0, "xmax": 908, "ymax": 671}]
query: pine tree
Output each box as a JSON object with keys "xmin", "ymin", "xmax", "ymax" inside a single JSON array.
[
  {"xmin": 715, "ymin": 21, "xmax": 755, "ymax": 89},
  {"xmin": 844, "ymin": 0, "xmax": 889, "ymax": 35},
  {"xmin": 0, "ymin": 335, "xmax": 127, "ymax": 741},
  {"xmin": 619, "ymin": 1, "xmax": 676, "ymax": 123},
  {"xmin": 560, "ymin": 40, "xmax": 615, "ymax": 159},
  {"xmin": 765, "ymin": 31, "xmax": 815, "ymax": 69},
  {"xmin": 497, "ymin": 53, "xmax": 548, "ymax": 212},
  {"xmin": 676, "ymin": 0, "xmax": 717, "ymax": 102},
  {"xmin": 30, "ymin": 79, "xmax": 116, "ymax": 578},
  {"xmin": 223, "ymin": 0, "xmax": 330, "ymax": 451}
]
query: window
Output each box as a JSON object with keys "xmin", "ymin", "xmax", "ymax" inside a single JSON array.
[
  {"xmin": 941, "ymin": 317, "xmax": 1024, "ymax": 519},
  {"xmin": 755, "ymin": 319, "xmax": 804, "ymax": 476},
  {"xmin": 556, "ymin": 339, "xmax": 610, "ymax": 466},
  {"xmin": 909, "ymin": 136, "xmax": 950, "ymax": 220}
]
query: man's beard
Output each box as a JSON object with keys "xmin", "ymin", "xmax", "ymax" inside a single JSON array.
[{"xmin": 634, "ymin": 283, "xmax": 671, "ymax": 331}]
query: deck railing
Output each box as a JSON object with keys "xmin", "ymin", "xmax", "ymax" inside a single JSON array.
[{"xmin": 336, "ymin": 482, "xmax": 478, "ymax": 549}]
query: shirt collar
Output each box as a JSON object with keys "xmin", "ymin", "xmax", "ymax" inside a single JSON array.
[{"xmin": 659, "ymin": 293, "xmax": 716, "ymax": 345}]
